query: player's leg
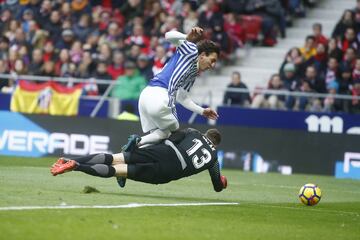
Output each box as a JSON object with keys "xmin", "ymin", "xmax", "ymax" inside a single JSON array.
[
  {"xmin": 138, "ymin": 87, "xmax": 179, "ymax": 146},
  {"xmin": 114, "ymin": 134, "xmax": 141, "ymax": 188},
  {"xmin": 119, "ymin": 144, "xmax": 178, "ymax": 184},
  {"xmin": 51, "ymin": 153, "xmax": 115, "ymax": 177}
]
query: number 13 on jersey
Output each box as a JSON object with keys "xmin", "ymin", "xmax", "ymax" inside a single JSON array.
[{"xmin": 186, "ymin": 139, "xmax": 212, "ymax": 169}]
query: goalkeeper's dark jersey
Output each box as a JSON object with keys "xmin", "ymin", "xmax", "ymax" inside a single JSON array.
[{"xmin": 167, "ymin": 128, "xmax": 223, "ymax": 192}]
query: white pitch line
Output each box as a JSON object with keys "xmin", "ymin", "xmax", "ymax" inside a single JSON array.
[
  {"xmin": 249, "ymin": 203, "xmax": 360, "ymax": 216},
  {"xmin": 0, "ymin": 202, "xmax": 239, "ymax": 211}
]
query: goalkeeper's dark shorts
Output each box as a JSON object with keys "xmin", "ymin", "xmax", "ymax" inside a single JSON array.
[{"xmin": 123, "ymin": 143, "xmax": 184, "ymax": 184}]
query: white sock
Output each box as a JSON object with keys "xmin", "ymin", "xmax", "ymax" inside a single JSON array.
[{"xmin": 139, "ymin": 129, "xmax": 170, "ymax": 146}]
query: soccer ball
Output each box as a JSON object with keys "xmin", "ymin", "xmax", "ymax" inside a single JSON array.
[{"xmin": 298, "ymin": 183, "xmax": 322, "ymax": 206}]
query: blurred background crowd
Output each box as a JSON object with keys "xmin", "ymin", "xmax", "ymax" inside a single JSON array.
[{"xmin": 0, "ymin": 0, "xmax": 359, "ymax": 114}]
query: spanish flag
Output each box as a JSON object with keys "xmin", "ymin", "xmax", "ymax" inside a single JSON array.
[{"xmin": 10, "ymin": 80, "xmax": 83, "ymax": 116}]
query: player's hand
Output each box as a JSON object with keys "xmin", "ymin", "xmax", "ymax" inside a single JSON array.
[
  {"xmin": 202, "ymin": 108, "xmax": 219, "ymax": 120},
  {"xmin": 186, "ymin": 27, "xmax": 203, "ymax": 43},
  {"xmin": 221, "ymin": 175, "xmax": 227, "ymax": 189}
]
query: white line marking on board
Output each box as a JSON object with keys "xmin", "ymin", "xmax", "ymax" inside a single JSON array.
[{"xmin": 0, "ymin": 202, "xmax": 239, "ymax": 211}]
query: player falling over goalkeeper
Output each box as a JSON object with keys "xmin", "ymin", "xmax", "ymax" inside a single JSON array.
[{"xmin": 50, "ymin": 128, "xmax": 228, "ymax": 192}]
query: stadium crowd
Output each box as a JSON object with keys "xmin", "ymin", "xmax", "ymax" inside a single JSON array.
[
  {"xmin": 223, "ymin": 0, "xmax": 360, "ymax": 114},
  {"xmin": 0, "ymin": 0, "xmax": 316, "ymax": 99}
]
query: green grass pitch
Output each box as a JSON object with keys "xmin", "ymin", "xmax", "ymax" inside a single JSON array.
[{"xmin": 0, "ymin": 156, "xmax": 359, "ymax": 240}]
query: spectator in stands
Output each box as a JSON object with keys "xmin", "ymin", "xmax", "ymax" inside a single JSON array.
[
  {"xmin": 312, "ymin": 23, "xmax": 328, "ymax": 45},
  {"xmin": 55, "ymin": 49, "xmax": 71, "ymax": 77},
  {"xmin": 111, "ymin": 61, "xmax": 146, "ymax": 100},
  {"xmin": 37, "ymin": 0, "xmax": 53, "ymax": 28},
  {"xmin": 181, "ymin": 1, "xmax": 199, "ymax": 34},
  {"xmin": 222, "ymin": 71, "xmax": 251, "ymax": 106},
  {"xmin": 28, "ymin": 48, "xmax": 43, "ymax": 76},
  {"xmin": 327, "ymin": 38, "xmax": 343, "ymax": 62},
  {"xmin": 77, "ymin": 51, "xmax": 95, "ymax": 78},
  {"xmin": 71, "ymin": 0, "xmax": 92, "ymax": 21},
  {"xmin": 98, "ymin": 21, "xmax": 122, "ymax": 50},
  {"xmin": 323, "ymin": 80, "xmax": 342, "ymax": 112},
  {"xmin": 107, "ymin": 50, "xmax": 125, "ymax": 80},
  {"xmin": 44, "ymin": 10, "xmax": 62, "ymax": 43},
  {"xmin": 312, "ymin": 42, "xmax": 328, "ymax": 74},
  {"xmin": 73, "ymin": 14, "xmax": 93, "ymax": 43},
  {"xmin": 21, "ymin": 9, "xmax": 35, "ymax": 35},
  {"xmin": 324, "ymin": 57, "xmax": 340, "ymax": 86},
  {"xmin": 281, "ymin": 63, "xmax": 299, "ymax": 91},
  {"xmin": 97, "ymin": 42, "xmax": 112, "ymax": 63},
  {"xmin": 224, "ymin": 12, "xmax": 244, "ymax": 49},
  {"xmin": 354, "ymin": 57, "xmax": 360, "ymax": 79},
  {"xmin": 13, "ymin": 58, "xmax": 27, "ymax": 76},
  {"xmin": 143, "ymin": 1, "xmax": 166, "ymax": 36},
  {"xmin": 339, "ymin": 65, "xmax": 353, "ymax": 112},
  {"xmin": 251, "ymin": 73, "xmax": 286, "ymax": 109},
  {"xmin": 120, "ymin": 0, "xmax": 145, "ymax": 21},
  {"xmin": 300, "ymin": 35, "xmax": 317, "ymax": 62},
  {"xmin": 92, "ymin": 60, "xmax": 113, "ymax": 95},
  {"xmin": 340, "ymin": 47, "xmax": 356, "ymax": 72},
  {"xmin": 351, "ymin": 78, "xmax": 360, "ymax": 113},
  {"xmin": 41, "ymin": 60, "xmax": 56, "ymax": 77},
  {"xmin": 280, "ymin": 47, "xmax": 304, "ymax": 78},
  {"xmin": 287, "ymin": 80, "xmax": 316, "ymax": 111},
  {"xmin": 136, "ymin": 54, "xmax": 153, "ymax": 81},
  {"xmin": 0, "ymin": 36, "xmax": 10, "ymax": 60},
  {"xmin": 198, "ymin": 0, "xmax": 223, "ymax": 37},
  {"xmin": 0, "ymin": 59, "xmax": 10, "ymax": 91},
  {"xmin": 339, "ymin": 27, "xmax": 359, "ymax": 52},
  {"xmin": 127, "ymin": 43, "xmax": 142, "ymax": 63},
  {"xmin": 152, "ymin": 45, "xmax": 168, "ymax": 76},
  {"xmin": 304, "ymin": 65, "xmax": 326, "ymax": 94},
  {"xmin": 26, "ymin": 20, "xmax": 48, "ymax": 50},
  {"xmin": 0, "ymin": 9, "xmax": 12, "ymax": 35},
  {"xmin": 56, "ymin": 29, "xmax": 75, "ymax": 50},
  {"xmin": 125, "ymin": 24, "xmax": 150, "ymax": 54},
  {"xmin": 332, "ymin": 9, "xmax": 355, "ymax": 41},
  {"xmin": 70, "ymin": 40, "xmax": 84, "ymax": 64},
  {"xmin": 211, "ymin": 20, "xmax": 232, "ymax": 61}
]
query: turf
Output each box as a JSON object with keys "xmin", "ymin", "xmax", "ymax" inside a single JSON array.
[{"xmin": 0, "ymin": 156, "xmax": 359, "ymax": 240}]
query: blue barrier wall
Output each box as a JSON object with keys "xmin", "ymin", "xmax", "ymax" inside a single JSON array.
[{"xmin": 217, "ymin": 106, "xmax": 360, "ymax": 134}]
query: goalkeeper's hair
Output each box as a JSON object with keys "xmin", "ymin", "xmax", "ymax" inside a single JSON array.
[{"xmin": 205, "ymin": 128, "xmax": 221, "ymax": 146}]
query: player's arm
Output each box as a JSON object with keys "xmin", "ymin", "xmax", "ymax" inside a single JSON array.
[
  {"xmin": 165, "ymin": 27, "xmax": 203, "ymax": 45},
  {"xmin": 165, "ymin": 30, "xmax": 187, "ymax": 47},
  {"xmin": 177, "ymin": 88, "xmax": 219, "ymax": 120},
  {"xmin": 208, "ymin": 160, "xmax": 227, "ymax": 192}
]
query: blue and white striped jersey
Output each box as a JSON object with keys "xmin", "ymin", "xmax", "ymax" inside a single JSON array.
[{"xmin": 148, "ymin": 41, "xmax": 198, "ymax": 107}]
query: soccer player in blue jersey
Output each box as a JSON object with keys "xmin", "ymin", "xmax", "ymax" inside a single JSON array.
[{"xmin": 137, "ymin": 27, "xmax": 220, "ymax": 147}]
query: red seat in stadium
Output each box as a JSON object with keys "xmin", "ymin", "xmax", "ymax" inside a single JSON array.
[{"xmin": 240, "ymin": 15, "xmax": 263, "ymax": 42}]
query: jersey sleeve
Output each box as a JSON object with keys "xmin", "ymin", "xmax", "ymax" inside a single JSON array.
[
  {"xmin": 177, "ymin": 40, "xmax": 198, "ymax": 56},
  {"xmin": 208, "ymin": 160, "xmax": 224, "ymax": 192},
  {"xmin": 176, "ymin": 88, "xmax": 204, "ymax": 115}
]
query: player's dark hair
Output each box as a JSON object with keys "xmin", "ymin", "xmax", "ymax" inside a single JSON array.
[
  {"xmin": 197, "ymin": 40, "xmax": 220, "ymax": 57},
  {"xmin": 205, "ymin": 128, "xmax": 221, "ymax": 146}
]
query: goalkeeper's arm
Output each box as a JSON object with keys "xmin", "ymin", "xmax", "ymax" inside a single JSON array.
[{"xmin": 208, "ymin": 161, "xmax": 227, "ymax": 192}]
